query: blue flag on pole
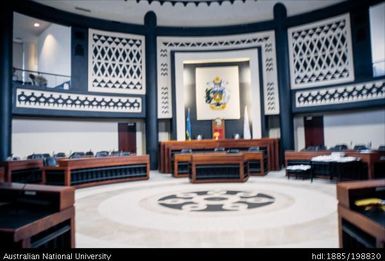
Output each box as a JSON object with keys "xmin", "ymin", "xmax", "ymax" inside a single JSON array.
[{"xmin": 186, "ymin": 108, "xmax": 192, "ymax": 140}]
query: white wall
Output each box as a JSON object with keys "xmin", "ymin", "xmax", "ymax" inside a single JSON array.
[
  {"xmin": 13, "ymin": 41, "xmax": 39, "ymax": 83},
  {"xmin": 135, "ymin": 120, "xmax": 146, "ymax": 155},
  {"xmin": 24, "ymin": 41, "xmax": 38, "ymax": 72},
  {"xmin": 12, "ymin": 42, "xmax": 23, "ymax": 69},
  {"xmin": 12, "ymin": 119, "xmax": 119, "ymax": 159},
  {"xmin": 293, "ymin": 116, "xmax": 305, "ymax": 151},
  {"xmin": 158, "ymin": 120, "xmax": 170, "ymax": 141},
  {"xmin": 293, "ymin": 109, "xmax": 385, "ymax": 151},
  {"xmin": 37, "ymin": 23, "xmax": 71, "ymax": 86},
  {"xmin": 324, "ymin": 109, "xmax": 385, "ymax": 149},
  {"xmin": 370, "ymin": 2, "xmax": 385, "ymax": 76}
]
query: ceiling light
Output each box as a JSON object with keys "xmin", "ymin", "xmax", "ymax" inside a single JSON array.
[{"xmin": 33, "ymin": 22, "xmax": 40, "ymax": 27}]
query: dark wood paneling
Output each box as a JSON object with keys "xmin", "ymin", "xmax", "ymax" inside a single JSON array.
[
  {"xmin": 0, "ymin": 166, "xmax": 4, "ymax": 182},
  {"xmin": 118, "ymin": 123, "xmax": 137, "ymax": 153},
  {"xmin": 304, "ymin": 116, "xmax": 324, "ymax": 148}
]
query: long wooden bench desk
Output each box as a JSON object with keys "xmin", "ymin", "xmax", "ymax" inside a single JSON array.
[
  {"xmin": 346, "ymin": 151, "xmax": 380, "ymax": 180},
  {"xmin": 43, "ymin": 155, "xmax": 149, "ymax": 188},
  {"xmin": 285, "ymin": 150, "xmax": 381, "ymax": 180},
  {"xmin": 190, "ymin": 153, "xmax": 249, "ymax": 183},
  {"xmin": 0, "ymin": 159, "xmax": 43, "ymax": 184},
  {"xmin": 174, "ymin": 151, "xmax": 266, "ymax": 178},
  {"xmin": 0, "ymin": 183, "xmax": 75, "ymax": 248},
  {"xmin": 160, "ymin": 138, "xmax": 279, "ymax": 174}
]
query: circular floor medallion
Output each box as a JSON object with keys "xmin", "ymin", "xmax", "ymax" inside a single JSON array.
[{"xmin": 157, "ymin": 190, "xmax": 275, "ymax": 212}]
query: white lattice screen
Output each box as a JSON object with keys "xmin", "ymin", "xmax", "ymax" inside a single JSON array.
[
  {"xmin": 288, "ymin": 14, "xmax": 354, "ymax": 89},
  {"xmin": 88, "ymin": 29, "xmax": 146, "ymax": 95}
]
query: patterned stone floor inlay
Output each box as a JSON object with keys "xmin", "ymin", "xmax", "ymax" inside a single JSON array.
[
  {"xmin": 157, "ymin": 190, "xmax": 275, "ymax": 212},
  {"xmin": 75, "ymin": 170, "xmax": 339, "ymax": 248}
]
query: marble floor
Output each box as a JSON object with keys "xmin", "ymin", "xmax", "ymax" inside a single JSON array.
[{"xmin": 75, "ymin": 170, "xmax": 339, "ymax": 248}]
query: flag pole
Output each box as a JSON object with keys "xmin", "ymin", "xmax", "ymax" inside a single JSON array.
[
  {"xmin": 186, "ymin": 107, "xmax": 192, "ymax": 141},
  {"xmin": 243, "ymin": 105, "xmax": 251, "ymax": 139}
]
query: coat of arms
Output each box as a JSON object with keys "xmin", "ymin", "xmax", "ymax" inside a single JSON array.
[{"xmin": 205, "ymin": 76, "xmax": 230, "ymax": 110}]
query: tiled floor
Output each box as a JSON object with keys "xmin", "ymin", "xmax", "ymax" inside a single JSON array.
[{"xmin": 75, "ymin": 170, "xmax": 339, "ymax": 248}]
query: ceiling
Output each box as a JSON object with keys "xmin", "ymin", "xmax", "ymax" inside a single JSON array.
[
  {"xmin": 32, "ymin": 0, "xmax": 346, "ymax": 27},
  {"xmin": 13, "ymin": 13, "xmax": 52, "ymax": 43}
]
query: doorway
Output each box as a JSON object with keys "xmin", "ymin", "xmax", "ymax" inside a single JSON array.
[
  {"xmin": 118, "ymin": 122, "xmax": 136, "ymax": 154},
  {"xmin": 304, "ymin": 116, "xmax": 324, "ymax": 148}
]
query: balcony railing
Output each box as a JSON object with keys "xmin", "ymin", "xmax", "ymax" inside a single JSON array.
[
  {"xmin": 12, "ymin": 68, "xmax": 71, "ymax": 90},
  {"xmin": 373, "ymin": 60, "xmax": 385, "ymax": 77}
]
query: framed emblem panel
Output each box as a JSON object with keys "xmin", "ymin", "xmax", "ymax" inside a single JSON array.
[{"xmin": 195, "ymin": 66, "xmax": 240, "ymax": 120}]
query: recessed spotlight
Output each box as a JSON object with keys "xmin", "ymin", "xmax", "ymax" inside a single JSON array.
[{"xmin": 33, "ymin": 22, "xmax": 40, "ymax": 27}]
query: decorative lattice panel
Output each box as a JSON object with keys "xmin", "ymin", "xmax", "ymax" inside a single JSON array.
[
  {"xmin": 16, "ymin": 89, "xmax": 142, "ymax": 113},
  {"xmin": 288, "ymin": 14, "xmax": 354, "ymax": 89},
  {"xmin": 88, "ymin": 29, "xmax": 146, "ymax": 94},
  {"xmin": 157, "ymin": 31, "xmax": 279, "ymax": 118},
  {"xmin": 295, "ymin": 79, "xmax": 385, "ymax": 108}
]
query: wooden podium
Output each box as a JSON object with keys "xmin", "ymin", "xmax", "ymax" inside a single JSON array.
[
  {"xmin": 0, "ymin": 159, "xmax": 43, "ymax": 183},
  {"xmin": 190, "ymin": 152, "xmax": 248, "ymax": 183},
  {"xmin": 337, "ymin": 179, "xmax": 385, "ymax": 248},
  {"xmin": 0, "ymin": 183, "xmax": 75, "ymax": 248}
]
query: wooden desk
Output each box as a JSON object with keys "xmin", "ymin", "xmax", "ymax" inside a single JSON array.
[
  {"xmin": 160, "ymin": 138, "xmax": 279, "ymax": 174},
  {"xmin": 285, "ymin": 151, "xmax": 329, "ymax": 163},
  {"xmin": 0, "ymin": 159, "xmax": 43, "ymax": 183},
  {"xmin": 174, "ymin": 151, "xmax": 266, "ymax": 178},
  {"xmin": 284, "ymin": 151, "xmax": 328, "ymax": 177},
  {"xmin": 190, "ymin": 153, "xmax": 248, "ymax": 183},
  {"xmin": 173, "ymin": 153, "xmax": 191, "ymax": 178},
  {"xmin": 376, "ymin": 150, "xmax": 385, "ymax": 159},
  {"xmin": 242, "ymin": 151, "xmax": 266, "ymax": 176},
  {"xmin": 0, "ymin": 183, "xmax": 75, "ymax": 248},
  {"xmin": 345, "ymin": 151, "xmax": 380, "ymax": 180},
  {"xmin": 337, "ymin": 179, "xmax": 385, "ymax": 248},
  {"xmin": 43, "ymin": 155, "xmax": 149, "ymax": 188}
]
